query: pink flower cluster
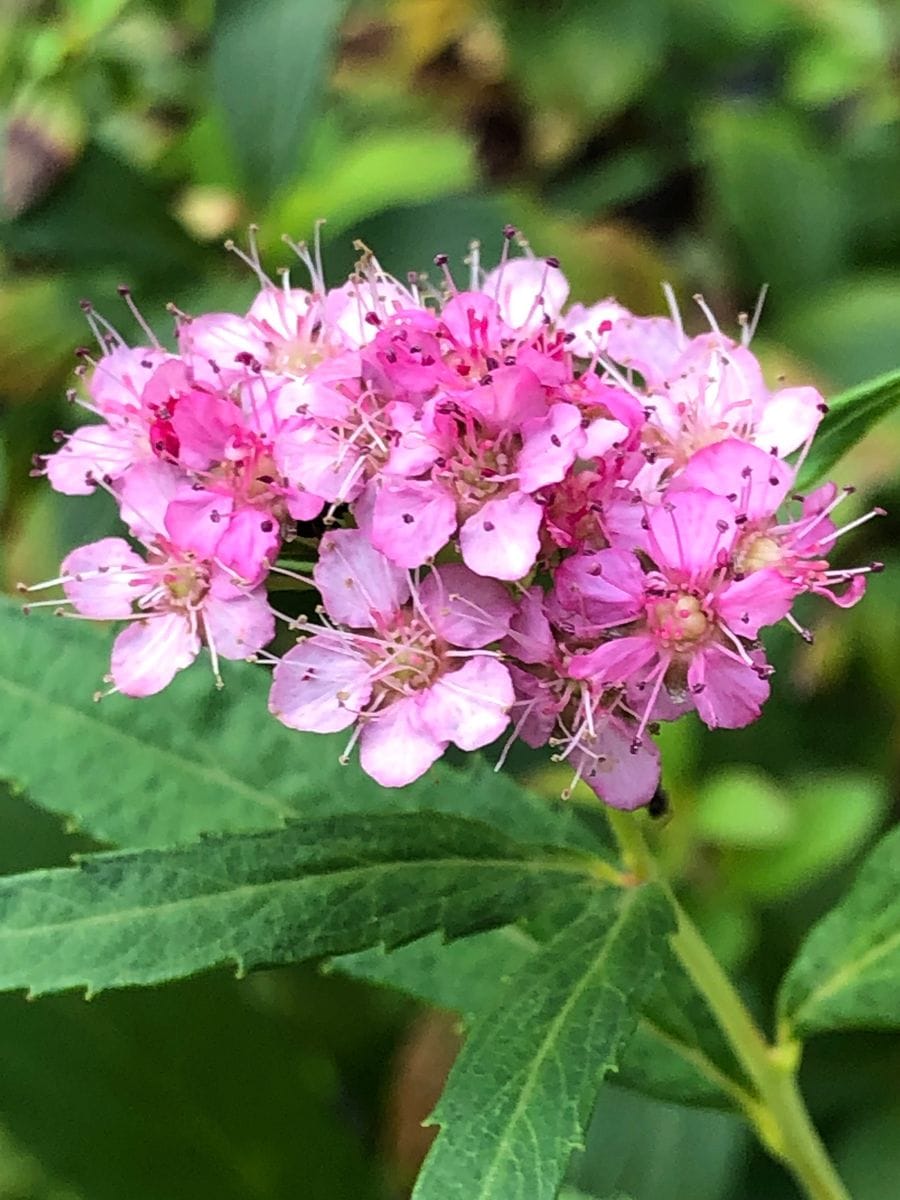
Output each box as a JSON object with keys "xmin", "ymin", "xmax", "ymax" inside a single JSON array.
[{"xmin": 25, "ymin": 231, "xmax": 882, "ymax": 808}]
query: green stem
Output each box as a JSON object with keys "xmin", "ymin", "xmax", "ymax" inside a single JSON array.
[{"xmin": 605, "ymin": 810, "xmax": 850, "ymax": 1200}]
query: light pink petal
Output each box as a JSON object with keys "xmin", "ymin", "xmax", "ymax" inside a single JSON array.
[
  {"xmin": 383, "ymin": 401, "xmax": 441, "ymax": 477},
  {"xmin": 314, "ymin": 528, "xmax": 409, "ymax": 628},
  {"xmin": 274, "ymin": 421, "xmax": 365, "ymax": 505},
  {"xmin": 177, "ymin": 312, "xmax": 268, "ymax": 384},
  {"xmin": 116, "ymin": 460, "xmax": 181, "ymax": 542},
  {"xmin": 61, "ymin": 538, "xmax": 148, "ymax": 618},
  {"xmin": 110, "ymin": 613, "xmax": 199, "ymax": 697},
  {"xmin": 582, "ymin": 417, "xmax": 631, "ymax": 460},
  {"xmin": 371, "ymin": 480, "xmax": 457, "ymax": 568},
  {"xmin": 607, "ymin": 314, "xmax": 685, "ymax": 388},
  {"xmin": 811, "ymin": 575, "xmax": 867, "ymax": 608},
  {"xmin": 269, "ymin": 636, "xmax": 372, "ymax": 734},
  {"xmin": 471, "ymin": 364, "xmax": 547, "ymax": 428},
  {"xmin": 755, "ymin": 386, "xmax": 824, "ymax": 456},
  {"xmin": 667, "ymin": 336, "xmax": 767, "ymax": 431},
  {"xmin": 568, "ymin": 635, "xmax": 658, "ymax": 684},
  {"xmin": 501, "ymin": 586, "xmax": 556, "ymax": 664},
  {"xmin": 359, "ymin": 696, "xmax": 445, "ymax": 786},
  {"xmin": 247, "ymin": 286, "xmax": 316, "ymax": 342},
  {"xmin": 459, "ymin": 493, "xmax": 542, "ymax": 581},
  {"xmin": 575, "ymin": 718, "xmax": 661, "ymax": 810},
  {"xmin": 420, "ymin": 657, "xmax": 513, "ymax": 751},
  {"xmin": 647, "ymin": 488, "xmax": 737, "ymax": 581},
  {"xmin": 284, "ymin": 486, "xmax": 326, "ymax": 523},
  {"xmin": 439, "ymin": 291, "xmax": 508, "ymax": 351},
  {"xmin": 677, "ymin": 439, "xmax": 793, "ymax": 519},
  {"xmin": 215, "ymin": 506, "xmax": 280, "ymax": 585},
  {"xmin": 508, "ymin": 666, "xmax": 559, "ymax": 747},
  {"xmin": 325, "ymin": 278, "xmax": 417, "ymax": 348},
  {"xmin": 688, "ymin": 645, "xmax": 769, "ymax": 729},
  {"xmin": 482, "ymin": 257, "xmax": 570, "ymax": 332},
  {"xmin": 203, "ymin": 586, "xmax": 275, "ymax": 658},
  {"xmin": 164, "ymin": 490, "xmax": 234, "ymax": 559},
  {"xmin": 89, "ymin": 346, "xmax": 169, "ymax": 418},
  {"xmin": 789, "ymin": 483, "xmax": 838, "ymax": 554},
  {"xmin": 717, "ymin": 569, "xmax": 797, "ymax": 638},
  {"xmin": 562, "ymin": 299, "xmax": 629, "ymax": 357},
  {"xmin": 46, "ymin": 424, "xmax": 137, "ymax": 494},
  {"xmin": 517, "ymin": 403, "xmax": 585, "ymax": 492},
  {"xmin": 419, "ymin": 563, "xmax": 513, "ymax": 648}
]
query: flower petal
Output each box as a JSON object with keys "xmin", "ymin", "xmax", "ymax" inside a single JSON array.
[
  {"xmin": 459, "ymin": 493, "xmax": 542, "ymax": 581},
  {"xmin": 314, "ymin": 527, "xmax": 410, "ymax": 628},
  {"xmin": 359, "ymin": 696, "xmax": 445, "ymax": 786},
  {"xmin": 110, "ymin": 613, "xmax": 199, "ymax": 697},
  {"xmin": 269, "ymin": 635, "xmax": 372, "ymax": 733},
  {"xmin": 419, "ymin": 657, "xmax": 514, "ymax": 751}
]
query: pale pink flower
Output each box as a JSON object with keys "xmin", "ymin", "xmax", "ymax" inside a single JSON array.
[
  {"xmin": 25, "ymin": 536, "xmax": 274, "ymax": 697},
  {"xmin": 269, "ymin": 529, "xmax": 515, "ymax": 786}
]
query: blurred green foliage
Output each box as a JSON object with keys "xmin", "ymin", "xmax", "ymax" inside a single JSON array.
[{"xmin": 1, "ymin": 0, "xmax": 899, "ymax": 1196}]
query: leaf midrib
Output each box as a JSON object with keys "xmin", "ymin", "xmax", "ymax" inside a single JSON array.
[
  {"xmin": 445, "ymin": 890, "xmax": 643, "ymax": 1200},
  {"xmin": 462, "ymin": 926, "xmax": 748, "ymax": 1112},
  {"xmin": 0, "ymin": 854, "xmax": 595, "ymax": 942},
  {"xmin": 789, "ymin": 922, "xmax": 900, "ymax": 1031}
]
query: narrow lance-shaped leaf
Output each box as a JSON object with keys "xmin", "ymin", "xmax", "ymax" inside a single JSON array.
[
  {"xmin": 212, "ymin": 0, "xmax": 348, "ymax": 202},
  {"xmin": 797, "ymin": 366, "xmax": 900, "ymax": 490},
  {"xmin": 0, "ymin": 599, "xmax": 602, "ymax": 853},
  {"xmin": 778, "ymin": 823, "xmax": 900, "ymax": 1037},
  {"xmin": 0, "ymin": 811, "xmax": 602, "ymax": 998},
  {"xmin": 336, "ymin": 923, "xmax": 751, "ymax": 1111},
  {"xmin": 411, "ymin": 884, "xmax": 674, "ymax": 1200}
]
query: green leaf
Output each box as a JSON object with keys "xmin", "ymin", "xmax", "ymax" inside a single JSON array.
[
  {"xmin": 778, "ymin": 823, "xmax": 900, "ymax": 1037},
  {"xmin": 262, "ymin": 127, "xmax": 476, "ymax": 250},
  {"xmin": 797, "ymin": 366, "xmax": 900, "ymax": 489},
  {"xmin": 726, "ymin": 774, "xmax": 888, "ymax": 901},
  {"xmin": 0, "ymin": 599, "xmax": 602, "ymax": 852},
  {"xmin": 780, "ymin": 276, "xmax": 900, "ymax": 388},
  {"xmin": 336, "ymin": 923, "xmax": 750, "ymax": 1111},
  {"xmin": 694, "ymin": 767, "xmax": 795, "ymax": 848},
  {"xmin": 569, "ymin": 1085, "xmax": 748, "ymax": 1200},
  {"xmin": 0, "ymin": 811, "xmax": 601, "ymax": 997},
  {"xmin": 498, "ymin": 0, "xmax": 665, "ymax": 130},
  {"xmin": 212, "ymin": 0, "xmax": 348, "ymax": 202},
  {"xmin": 411, "ymin": 885, "xmax": 673, "ymax": 1200},
  {"xmin": 560, "ymin": 1192, "xmax": 633, "ymax": 1200},
  {"xmin": 701, "ymin": 104, "xmax": 849, "ymax": 299}
]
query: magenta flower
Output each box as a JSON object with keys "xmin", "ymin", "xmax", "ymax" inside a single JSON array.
[
  {"xmin": 678, "ymin": 439, "xmax": 882, "ymax": 612},
  {"xmin": 500, "ymin": 588, "xmax": 661, "ymax": 810},
  {"xmin": 565, "ymin": 489, "xmax": 796, "ymax": 735}
]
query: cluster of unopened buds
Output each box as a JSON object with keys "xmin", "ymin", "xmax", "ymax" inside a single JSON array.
[{"xmin": 23, "ymin": 226, "xmax": 884, "ymax": 808}]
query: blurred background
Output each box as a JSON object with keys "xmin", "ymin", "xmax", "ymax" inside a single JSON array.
[{"xmin": 1, "ymin": 1, "xmax": 899, "ymax": 1197}]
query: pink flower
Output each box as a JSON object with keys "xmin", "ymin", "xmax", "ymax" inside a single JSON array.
[
  {"xmin": 678, "ymin": 439, "xmax": 882, "ymax": 613},
  {"xmin": 366, "ymin": 394, "xmax": 585, "ymax": 578},
  {"xmin": 29, "ymin": 536, "xmax": 274, "ymax": 697},
  {"xmin": 500, "ymin": 588, "xmax": 661, "ymax": 809},
  {"xmin": 565, "ymin": 489, "xmax": 795, "ymax": 735},
  {"xmin": 481, "ymin": 256, "xmax": 570, "ymax": 335},
  {"xmin": 44, "ymin": 349, "xmax": 176, "ymax": 495},
  {"xmin": 268, "ymin": 529, "xmax": 515, "ymax": 786}
]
